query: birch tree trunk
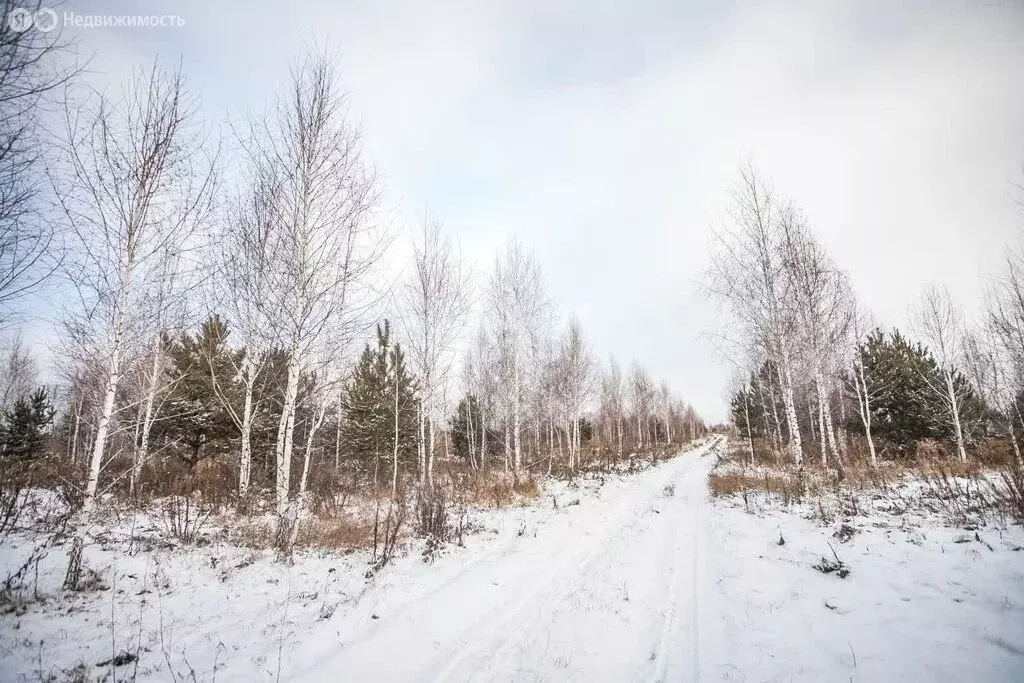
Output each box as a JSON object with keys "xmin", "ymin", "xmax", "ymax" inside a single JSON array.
[
  {"xmin": 131, "ymin": 335, "xmax": 164, "ymax": 496},
  {"xmin": 513, "ymin": 365, "xmax": 522, "ymax": 472},
  {"xmin": 274, "ymin": 352, "xmax": 301, "ymax": 515},
  {"xmin": 427, "ymin": 407, "xmax": 436, "ymax": 484},
  {"xmin": 238, "ymin": 363, "xmax": 255, "ymax": 496},
  {"xmin": 945, "ymin": 368, "xmax": 967, "ymax": 463},
  {"xmin": 779, "ymin": 355, "xmax": 803, "ymax": 464},
  {"xmin": 743, "ymin": 386, "xmax": 755, "ymax": 465},
  {"xmin": 854, "ymin": 358, "xmax": 877, "ymax": 467},
  {"xmin": 479, "ymin": 403, "xmax": 487, "ymax": 467},
  {"xmin": 84, "ymin": 355, "xmax": 119, "ymax": 512}
]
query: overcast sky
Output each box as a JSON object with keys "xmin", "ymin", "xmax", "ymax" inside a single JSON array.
[{"xmin": 37, "ymin": 0, "xmax": 1024, "ymax": 422}]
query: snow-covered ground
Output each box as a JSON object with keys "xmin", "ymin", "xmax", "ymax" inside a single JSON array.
[
  {"xmin": 2, "ymin": 437, "xmax": 1023, "ymax": 681},
  {"xmin": 706, "ymin": 484, "xmax": 1024, "ymax": 681}
]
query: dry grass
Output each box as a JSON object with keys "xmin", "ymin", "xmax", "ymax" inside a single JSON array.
[
  {"xmin": 715, "ymin": 434, "xmax": 1024, "ymax": 527},
  {"xmin": 513, "ymin": 476, "xmax": 540, "ymax": 500},
  {"xmin": 969, "ymin": 438, "xmax": 1018, "ymax": 469},
  {"xmin": 232, "ymin": 512, "xmax": 376, "ymax": 551},
  {"xmin": 708, "ymin": 470, "xmax": 808, "ymax": 504},
  {"xmin": 992, "ymin": 464, "xmax": 1024, "ymax": 524},
  {"xmin": 296, "ymin": 513, "xmax": 375, "ymax": 550},
  {"xmin": 912, "ymin": 457, "xmax": 983, "ymax": 479},
  {"xmin": 461, "ymin": 470, "xmax": 541, "ymax": 509}
]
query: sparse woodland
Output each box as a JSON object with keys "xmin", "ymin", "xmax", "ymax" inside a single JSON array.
[
  {"xmin": 707, "ymin": 164, "xmax": 1024, "ymax": 526},
  {"xmin": 2, "ymin": 3, "xmax": 1024, "ymax": 681},
  {"xmin": 0, "ymin": 9, "xmax": 708, "ymax": 606}
]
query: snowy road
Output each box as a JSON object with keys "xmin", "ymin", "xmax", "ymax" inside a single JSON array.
[
  {"xmin": 5, "ymin": 435, "xmax": 1022, "ymax": 681},
  {"xmin": 291, "ymin": 439, "xmax": 721, "ymax": 683}
]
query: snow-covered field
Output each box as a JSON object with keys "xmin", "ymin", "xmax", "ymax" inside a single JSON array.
[{"xmin": 2, "ymin": 437, "xmax": 1023, "ymax": 681}]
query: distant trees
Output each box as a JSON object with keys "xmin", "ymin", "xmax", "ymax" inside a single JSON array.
[
  {"xmin": 715, "ymin": 163, "xmax": 1005, "ymax": 467},
  {"xmin": 450, "ymin": 244, "xmax": 701, "ymax": 474},
  {"xmin": 0, "ymin": 35, "xmax": 709, "ymax": 572}
]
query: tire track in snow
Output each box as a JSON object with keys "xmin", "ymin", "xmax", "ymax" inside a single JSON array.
[
  {"xmin": 648, "ymin": 482, "xmax": 690, "ymax": 682},
  {"xmin": 648, "ymin": 437, "xmax": 720, "ymax": 683},
  {"xmin": 289, "ymin": 439, "xmax": 719, "ymax": 682},
  {"xmin": 434, "ymin": 441, "xmax": 719, "ymax": 683},
  {"xmin": 430, "ymin": 458, "xmax": 692, "ymax": 682}
]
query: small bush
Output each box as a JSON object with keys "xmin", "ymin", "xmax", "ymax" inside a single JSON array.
[
  {"xmin": 307, "ymin": 465, "xmax": 352, "ymax": 516},
  {"xmin": 161, "ymin": 495, "xmax": 209, "ymax": 544},
  {"xmin": 416, "ymin": 486, "xmax": 449, "ymax": 537},
  {"xmin": 371, "ymin": 493, "xmax": 407, "ymax": 572},
  {"xmin": 914, "ymin": 439, "xmax": 951, "ymax": 461},
  {"xmin": 470, "ymin": 474, "xmax": 513, "ymax": 508}
]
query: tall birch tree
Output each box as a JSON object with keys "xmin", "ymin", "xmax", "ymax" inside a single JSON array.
[
  {"xmin": 402, "ymin": 210, "xmax": 469, "ymax": 485},
  {"xmin": 248, "ymin": 52, "xmax": 384, "ymax": 517},
  {"xmin": 910, "ymin": 285, "xmax": 969, "ymax": 462},
  {"xmin": 54, "ymin": 62, "xmax": 215, "ymax": 512}
]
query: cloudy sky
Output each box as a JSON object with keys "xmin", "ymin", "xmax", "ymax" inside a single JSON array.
[{"xmin": 43, "ymin": 0, "xmax": 1024, "ymax": 421}]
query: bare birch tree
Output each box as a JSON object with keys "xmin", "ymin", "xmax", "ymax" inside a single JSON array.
[
  {"xmin": 464, "ymin": 322, "xmax": 497, "ymax": 468},
  {"xmin": 984, "ymin": 248, "xmax": 1024, "ymax": 468},
  {"xmin": 485, "ymin": 239, "xmax": 549, "ymax": 474},
  {"xmin": 601, "ymin": 356, "xmax": 625, "ymax": 458},
  {"xmin": 962, "ymin": 323, "xmax": 1022, "ymax": 467},
  {"xmin": 402, "ymin": 210, "xmax": 469, "ymax": 485},
  {"xmin": 54, "ymin": 62, "xmax": 216, "ymax": 512},
  {"xmin": 657, "ymin": 380, "xmax": 674, "ymax": 446},
  {"xmin": 910, "ymin": 285, "xmax": 969, "ymax": 462},
  {"xmin": 779, "ymin": 206, "xmax": 853, "ymax": 466},
  {"xmin": 629, "ymin": 362, "xmax": 654, "ymax": 448},
  {"xmin": 210, "ymin": 143, "xmax": 282, "ymax": 497},
  {"xmin": 847, "ymin": 309, "xmax": 885, "ymax": 467},
  {"xmin": 0, "ymin": 333, "xmax": 37, "ymax": 412},
  {"xmin": 247, "ymin": 52, "xmax": 385, "ymax": 520},
  {"xmin": 707, "ymin": 164, "xmax": 803, "ymax": 463},
  {"xmin": 559, "ymin": 316, "xmax": 593, "ymax": 470}
]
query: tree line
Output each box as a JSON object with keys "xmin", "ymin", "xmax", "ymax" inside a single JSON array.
[
  {"xmin": 711, "ymin": 164, "xmax": 1024, "ymax": 469},
  {"xmin": 0, "ymin": 10, "xmax": 707, "ymax": 558}
]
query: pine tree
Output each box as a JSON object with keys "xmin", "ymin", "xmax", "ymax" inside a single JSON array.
[
  {"xmin": 342, "ymin": 321, "xmax": 418, "ymax": 477},
  {"xmin": 157, "ymin": 316, "xmax": 245, "ymax": 464},
  {"xmin": 0, "ymin": 387, "xmax": 55, "ymax": 459},
  {"xmin": 863, "ymin": 330, "xmax": 936, "ymax": 448},
  {"xmin": 855, "ymin": 328, "xmax": 989, "ymax": 453}
]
